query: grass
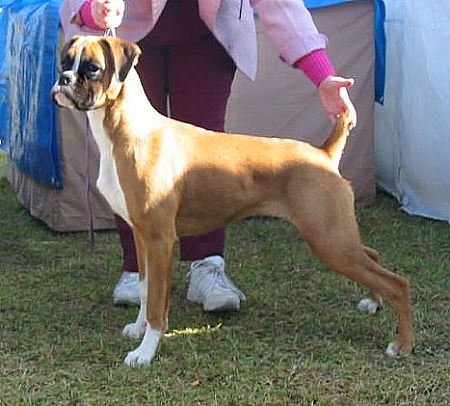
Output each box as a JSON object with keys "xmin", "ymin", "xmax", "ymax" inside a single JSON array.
[{"xmin": 1, "ymin": 150, "xmax": 449, "ymax": 405}]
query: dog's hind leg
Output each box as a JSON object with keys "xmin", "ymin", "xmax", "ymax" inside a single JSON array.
[
  {"xmin": 289, "ymin": 182, "xmax": 414, "ymax": 356},
  {"xmin": 363, "ymin": 245, "xmax": 380, "ymax": 262},
  {"xmin": 310, "ymin": 236, "xmax": 414, "ymax": 355},
  {"xmin": 357, "ymin": 245, "xmax": 383, "ymax": 314},
  {"xmin": 124, "ymin": 226, "xmax": 176, "ymax": 366},
  {"xmin": 363, "ymin": 254, "xmax": 414, "ymax": 356},
  {"xmin": 304, "ymin": 227, "xmax": 414, "ymax": 356}
]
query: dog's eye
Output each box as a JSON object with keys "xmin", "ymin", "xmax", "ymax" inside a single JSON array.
[
  {"xmin": 80, "ymin": 61, "xmax": 103, "ymax": 80},
  {"xmin": 60, "ymin": 56, "xmax": 72, "ymax": 71},
  {"xmin": 86, "ymin": 63, "xmax": 101, "ymax": 74}
]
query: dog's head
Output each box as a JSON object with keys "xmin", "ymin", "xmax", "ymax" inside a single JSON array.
[{"xmin": 52, "ymin": 36, "xmax": 141, "ymax": 111}]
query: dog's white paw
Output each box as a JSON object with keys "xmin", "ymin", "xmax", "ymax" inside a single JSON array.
[
  {"xmin": 124, "ymin": 347, "xmax": 154, "ymax": 366},
  {"xmin": 122, "ymin": 322, "xmax": 146, "ymax": 340},
  {"xmin": 123, "ymin": 326, "xmax": 162, "ymax": 367},
  {"xmin": 357, "ymin": 298, "xmax": 379, "ymax": 314},
  {"xmin": 385, "ymin": 342, "xmax": 399, "ymax": 357}
]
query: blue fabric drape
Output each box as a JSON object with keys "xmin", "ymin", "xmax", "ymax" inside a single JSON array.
[{"xmin": 0, "ymin": 0, "xmax": 63, "ymax": 189}]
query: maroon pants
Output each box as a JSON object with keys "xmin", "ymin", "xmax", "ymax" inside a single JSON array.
[{"xmin": 115, "ymin": 0, "xmax": 236, "ymax": 271}]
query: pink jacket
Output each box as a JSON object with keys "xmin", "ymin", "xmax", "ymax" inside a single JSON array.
[{"xmin": 59, "ymin": 0, "xmax": 328, "ymax": 80}]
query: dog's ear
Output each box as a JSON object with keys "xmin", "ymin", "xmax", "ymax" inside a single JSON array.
[
  {"xmin": 100, "ymin": 37, "xmax": 141, "ymax": 82},
  {"xmin": 61, "ymin": 36, "xmax": 81, "ymax": 62},
  {"xmin": 117, "ymin": 41, "xmax": 141, "ymax": 82}
]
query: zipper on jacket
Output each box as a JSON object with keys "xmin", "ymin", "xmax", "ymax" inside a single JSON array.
[{"xmin": 239, "ymin": 0, "xmax": 243, "ymax": 19}]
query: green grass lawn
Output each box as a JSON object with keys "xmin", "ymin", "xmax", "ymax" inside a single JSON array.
[{"xmin": 1, "ymin": 151, "xmax": 449, "ymax": 405}]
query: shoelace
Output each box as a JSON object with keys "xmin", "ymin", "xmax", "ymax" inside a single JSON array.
[
  {"xmin": 119, "ymin": 272, "xmax": 138, "ymax": 287},
  {"xmin": 209, "ymin": 268, "xmax": 235, "ymax": 293},
  {"xmin": 189, "ymin": 263, "xmax": 245, "ymax": 299}
]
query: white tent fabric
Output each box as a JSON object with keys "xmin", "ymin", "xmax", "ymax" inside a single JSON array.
[{"xmin": 375, "ymin": 0, "xmax": 450, "ymax": 222}]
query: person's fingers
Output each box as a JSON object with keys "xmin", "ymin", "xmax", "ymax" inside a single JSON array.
[
  {"xmin": 92, "ymin": 0, "xmax": 124, "ymax": 28},
  {"xmin": 332, "ymin": 76, "xmax": 354, "ymax": 88},
  {"xmin": 346, "ymin": 105, "xmax": 357, "ymax": 130}
]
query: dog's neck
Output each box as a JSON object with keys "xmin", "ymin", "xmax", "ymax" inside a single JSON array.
[
  {"xmin": 113, "ymin": 68, "xmax": 154, "ymax": 114},
  {"xmin": 88, "ymin": 68, "xmax": 166, "ymax": 145}
]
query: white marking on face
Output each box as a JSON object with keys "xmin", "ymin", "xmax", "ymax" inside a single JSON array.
[
  {"xmin": 70, "ymin": 46, "xmax": 83, "ymax": 73},
  {"xmin": 86, "ymin": 109, "xmax": 131, "ymax": 224},
  {"xmin": 52, "ymin": 47, "xmax": 83, "ymax": 109},
  {"xmin": 124, "ymin": 325, "xmax": 162, "ymax": 366}
]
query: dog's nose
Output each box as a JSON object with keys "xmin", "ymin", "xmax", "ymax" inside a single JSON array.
[{"xmin": 59, "ymin": 71, "xmax": 77, "ymax": 86}]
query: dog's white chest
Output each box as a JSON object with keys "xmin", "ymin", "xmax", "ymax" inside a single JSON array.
[{"xmin": 87, "ymin": 110, "xmax": 131, "ymax": 224}]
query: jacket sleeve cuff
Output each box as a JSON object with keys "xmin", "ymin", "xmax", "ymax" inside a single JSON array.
[
  {"xmin": 294, "ymin": 49, "xmax": 336, "ymax": 87},
  {"xmin": 79, "ymin": 0, "xmax": 101, "ymax": 30}
]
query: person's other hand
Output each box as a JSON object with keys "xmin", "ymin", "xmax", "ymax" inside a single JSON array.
[
  {"xmin": 91, "ymin": 0, "xmax": 125, "ymax": 29},
  {"xmin": 318, "ymin": 76, "xmax": 357, "ymax": 130}
]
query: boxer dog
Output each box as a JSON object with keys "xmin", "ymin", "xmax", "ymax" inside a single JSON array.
[{"xmin": 52, "ymin": 36, "xmax": 414, "ymax": 366}]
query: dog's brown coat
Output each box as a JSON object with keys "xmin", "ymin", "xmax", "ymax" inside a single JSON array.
[{"xmin": 53, "ymin": 36, "xmax": 414, "ymax": 364}]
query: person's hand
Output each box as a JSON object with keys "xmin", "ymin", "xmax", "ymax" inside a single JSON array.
[
  {"xmin": 91, "ymin": 0, "xmax": 125, "ymax": 29},
  {"xmin": 318, "ymin": 76, "xmax": 357, "ymax": 130}
]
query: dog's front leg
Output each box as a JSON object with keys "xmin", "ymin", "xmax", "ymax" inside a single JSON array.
[
  {"xmin": 124, "ymin": 324, "xmax": 162, "ymax": 366},
  {"xmin": 122, "ymin": 278, "xmax": 147, "ymax": 339},
  {"xmin": 124, "ymin": 230, "xmax": 175, "ymax": 366},
  {"xmin": 122, "ymin": 232, "xmax": 149, "ymax": 340}
]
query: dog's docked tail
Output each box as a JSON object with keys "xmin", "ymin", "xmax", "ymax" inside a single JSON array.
[{"xmin": 321, "ymin": 111, "xmax": 352, "ymax": 170}]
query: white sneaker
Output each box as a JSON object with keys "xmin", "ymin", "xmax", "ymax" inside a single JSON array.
[
  {"xmin": 113, "ymin": 271, "xmax": 140, "ymax": 306},
  {"xmin": 187, "ymin": 256, "xmax": 246, "ymax": 312}
]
